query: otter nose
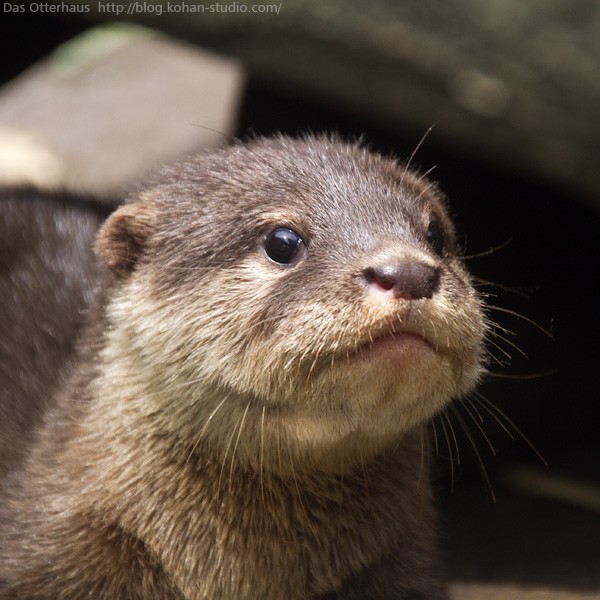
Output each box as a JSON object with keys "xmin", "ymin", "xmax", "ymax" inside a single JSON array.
[{"xmin": 362, "ymin": 262, "xmax": 440, "ymax": 300}]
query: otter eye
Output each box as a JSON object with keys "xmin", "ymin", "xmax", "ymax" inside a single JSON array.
[
  {"xmin": 264, "ymin": 228, "xmax": 304, "ymax": 265},
  {"xmin": 426, "ymin": 220, "xmax": 445, "ymax": 256}
]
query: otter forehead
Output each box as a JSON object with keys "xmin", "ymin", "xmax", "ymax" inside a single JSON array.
[{"xmin": 148, "ymin": 136, "xmax": 452, "ymax": 268}]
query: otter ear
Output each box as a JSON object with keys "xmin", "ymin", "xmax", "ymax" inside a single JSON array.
[{"xmin": 95, "ymin": 202, "xmax": 156, "ymax": 276}]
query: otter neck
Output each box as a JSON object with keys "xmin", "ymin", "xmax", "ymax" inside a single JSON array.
[{"xmin": 87, "ymin": 366, "xmax": 422, "ymax": 478}]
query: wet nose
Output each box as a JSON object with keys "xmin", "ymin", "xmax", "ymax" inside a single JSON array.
[{"xmin": 362, "ymin": 262, "xmax": 440, "ymax": 300}]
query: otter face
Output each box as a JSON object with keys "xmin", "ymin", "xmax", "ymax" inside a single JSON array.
[{"xmin": 95, "ymin": 136, "xmax": 486, "ymax": 472}]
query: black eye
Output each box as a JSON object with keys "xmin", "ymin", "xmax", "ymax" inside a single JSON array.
[
  {"xmin": 264, "ymin": 228, "xmax": 305, "ymax": 265},
  {"xmin": 426, "ymin": 220, "xmax": 445, "ymax": 256}
]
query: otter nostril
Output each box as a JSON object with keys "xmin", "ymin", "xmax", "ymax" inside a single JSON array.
[
  {"xmin": 363, "ymin": 267, "xmax": 395, "ymax": 290},
  {"xmin": 363, "ymin": 262, "xmax": 440, "ymax": 299}
]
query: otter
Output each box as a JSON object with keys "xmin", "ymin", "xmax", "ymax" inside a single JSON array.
[{"xmin": 0, "ymin": 136, "xmax": 486, "ymax": 599}]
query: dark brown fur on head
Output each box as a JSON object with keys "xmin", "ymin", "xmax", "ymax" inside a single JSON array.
[{"xmin": 0, "ymin": 136, "xmax": 486, "ymax": 599}]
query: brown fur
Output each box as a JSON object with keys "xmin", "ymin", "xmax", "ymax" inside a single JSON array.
[
  {"xmin": 0, "ymin": 136, "xmax": 486, "ymax": 599},
  {"xmin": 0, "ymin": 189, "xmax": 111, "ymax": 478}
]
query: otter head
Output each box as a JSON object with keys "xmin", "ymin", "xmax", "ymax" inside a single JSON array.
[{"xmin": 95, "ymin": 136, "xmax": 486, "ymax": 473}]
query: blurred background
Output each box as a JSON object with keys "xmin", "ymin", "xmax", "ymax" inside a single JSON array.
[{"xmin": 1, "ymin": 2, "xmax": 599, "ymax": 598}]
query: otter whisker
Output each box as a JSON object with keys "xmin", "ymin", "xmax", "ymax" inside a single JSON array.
[
  {"xmin": 419, "ymin": 164, "xmax": 438, "ymax": 181},
  {"xmin": 228, "ymin": 401, "xmax": 252, "ymax": 494},
  {"xmin": 438, "ymin": 413, "xmax": 456, "ymax": 493},
  {"xmin": 260, "ymin": 404, "xmax": 266, "ymax": 509},
  {"xmin": 218, "ymin": 412, "xmax": 244, "ymax": 499},
  {"xmin": 485, "ymin": 324, "xmax": 530, "ymax": 360},
  {"xmin": 275, "ymin": 420, "xmax": 283, "ymax": 475},
  {"xmin": 449, "ymin": 405, "xmax": 496, "ymax": 502},
  {"xmin": 359, "ymin": 449, "xmax": 373, "ymax": 494},
  {"xmin": 443, "ymin": 409, "xmax": 461, "ymax": 465},
  {"xmin": 339, "ymin": 456, "xmax": 346, "ymax": 503},
  {"xmin": 400, "ymin": 124, "xmax": 434, "ymax": 186},
  {"xmin": 296, "ymin": 324, "xmax": 333, "ymax": 377},
  {"xmin": 486, "ymin": 369, "xmax": 557, "ymax": 380},
  {"xmin": 486, "ymin": 319, "xmax": 519, "ymax": 341},
  {"xmin": 487, "ymin": 305, "xmax": 554, "ymax": 339},
  {"xmin": 185, "ymin": 395, "xmax": 230, "ymax": 468},
  {"xmin": 488, "ymin": 328, "xmax": 529, "ymax": 360},
  {"xmin": 472, "ymin": 277, "xmax": 532, "ymax": 297},
  {"xmin": 462, "ymin": 238, "xmax": 513, "ymax": 260},
  {"xmin": 482, "ymin": 349, "xmax": 509, "ymax": 370},
  {"xmin": 488, "ymin": 321, "xmax": 516, "ymax": 350},
  {"xmin": 418, "ymin": 427, "xmax": 426, "ymax": 486},
  {"xmin": 462, "ymin": 396, "xmax": 484, "ymax": 424},
  {"xmin": 414, "ymin": 180, "xmax": 438, "ymax": 203},
  {"xmin": 467, "ymin": 394, "xmax": 513, "ymax": 440},
  {"xmin": 430, "ymin": 418, "xmax": 440, "ymax": 457},
  {"xmin": 306, "ymin": 337, "xmax": 328, "ymax": 384},
  {"xmin": 473, "ymin": 393, "xmax": 547, "ymax": 466},
  {"xmin": 483, "ymin": 317, "xmax": 523, "ymax": 346},
  {"xmin": 457, "ymin": 398, "xmax": 496, "ymax": 455},
  {"xmin": 189, "ymin": 122, "xmax": 235, "ymax": 142},
  {"xmin": 284, "ymin": 433, "xmax": 310, "ymax": 525},
  {"xmin": 485, "ymin": 336, "xmax": 517, "ymax": 363}
]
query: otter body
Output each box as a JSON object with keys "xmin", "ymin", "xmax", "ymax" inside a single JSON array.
[
  {"xmin": 0, "ymin": 137, "xmax": 486, "ymax": 599},
  {"xmin": 0, "ymin": 189, "xmax": 111, "ymax": 478}
]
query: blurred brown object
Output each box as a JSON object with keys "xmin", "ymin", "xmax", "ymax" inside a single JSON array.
[
  {"xmin": 0, "ymin": 23, "xmax": 244, "ymax": 197},
  {"xmin": 84, "ymin": 0, "xmax": 600, "ymax": 207}
]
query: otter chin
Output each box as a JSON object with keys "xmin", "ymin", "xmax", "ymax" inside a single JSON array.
[{"xmin": 0, "ymin": 135, "xmax": 486, "ymax": 600}]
